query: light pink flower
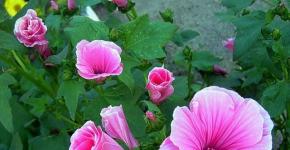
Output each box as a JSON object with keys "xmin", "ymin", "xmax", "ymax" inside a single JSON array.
[
  {"xmin": 68, "ymin": 0, "xmax": 76, "ymax": 10},
  {"xmin": 223, "ymin": 37, "xmax": 235, "ymax": 52},
  {"xmin": 50, "ymin": 0, "xmax": 59, "ymax": 10},
  {"xmin": 213, "ymin": 64, "xmax": 227, "ymax": 76},
  {"xmin": 112, "ymin": 0, "xmax": 128, "ymax": 7},
  {"xmin": 14, "ymin": 9, "xmax": 48, "ymax": 47},
  {"xmin": 100, "ymin": 105, "xmax": 139, "ymax": 149},
  {"xmin": 69, "ymin": 121, "xmax": 123, "ymax": 150},
  {"xmin": 160, "ymin": 137, "xmax": 178, "ymax": 150},
  {"xmin": 76, "ymin": 40, "xmax": 123, "ymax": 82},
  {"xmin": 146, "ymin": 67, "xmax": 174, "ymax": 105},
  {"xmin": 35, "ymin": 44, "xmax": 52, "ymax": 58},
  {"xmin": 145, "ymin": 111, "xmax": 156, "ymax": 122},
  {"xmin": 161, "ymin": 86, "xmax": 273, "ymax": 150}
]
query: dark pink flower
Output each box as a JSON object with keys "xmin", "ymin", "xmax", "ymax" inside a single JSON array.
[
  {"xmin": 100, "ymin": 105, "xmax": 139, "ymax": 149},
  {"xmin": 69, "ymin": 121, "xmax": 123, "ymax": 150},
  {"xmin": 112, "ymin": 0, "xmax": 128, "ymax": 7},
  {"xmin": 50, "ymin": 0, "xmax": 59, "ymax": 10},
  {"xmin": 14, "ymin": 9, "xmax": 48, "ymax": 47},
  {"xmin": 35, "ymin": 44, "xmax": 52, "ymax": 58},
  {"xmin": 75, "ymin": 40, "xmax": 123, "ymax": 83},
  {"xmin": 160, "ymin": 86, "xmax": 273, "ymax": 150},
  {"xmin": 68, "ymin": 0, "xmax": 76, "ymax": 10},
  {"xmin": 213, "ymin": 64, "xmax": 227, "ymax": 76},
  {"xmin": 223, "ymin": 37, "xmax": 235, "ymax": 52},
  {"xmin": 145, "ymin": 111, "xmax": 156, "ymax": 122},
  {"xmin": 146, "ymin": 67, "xmax": 174, "ymax": 105}
]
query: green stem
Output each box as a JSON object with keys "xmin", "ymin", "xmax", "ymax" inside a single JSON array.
[
  {"xmin": 187, "ymin": 60, "xmax": 193, "ymax": 99},
  {"xmin": 11, "ymin": 50, "xmax": 27, "ymax": 72},
  {"xmin": 0, "ymin": 55, "xmax": 56, "ymax": 99},
  {"xmin": 281, "ymin": 61, "xmax": 289, "ymax": 80},
  {"xmin": 55, "ymin": 112, "xmax": 80, "ymax": 127}
]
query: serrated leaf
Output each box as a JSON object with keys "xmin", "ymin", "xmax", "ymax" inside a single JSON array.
[
  {"xmin": 261, "ymin": 81, "xmax": 290, "ymax": 117},
  {"xmin": 191, "ymin": 50, "xmax": 221, "ymax": 71},
  {"xmin": 232, "ymin": 12, "xmax": 265, "ymax": 59},
  {"xmin": 0, "ymin": 73, "xmax": 16, "ymax": 133},
  {"xmin": 120, "ymin": 15, "xmax": 177, "ymax": 59},
  {"xmin": 64, "ymin": 16, "xmax": 109, "ymax": 47},
  {"xmin": 58, "ymin": 80, "xmax": 85, "ymax": 120}
]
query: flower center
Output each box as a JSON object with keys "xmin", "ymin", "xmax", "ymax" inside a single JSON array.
[{"xmin": 14, "ymin": 4, "xmax": 21, "ymax": 12}]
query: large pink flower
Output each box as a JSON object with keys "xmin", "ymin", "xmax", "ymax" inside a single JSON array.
[
  {"xmin": 14, "ymin": 9, "xmax": 48, "ymax": 47},
  {"xmin": 100, "ymin": 105, "xmax": 139, "ymax": 149},
  {"xmin": 160, "ymin": 86, "xmax": 273, "ymax": 150},
  {"xmin": 223, "ymin": 37, "xmax": 235, "ymax": 52},
  {"xmin": 76, "ymin": 40, "xmax": 123, "ymax": 82},
  {"xmin": 146, "ymin": 67, "xmax": 174, "ymax": 105},
  {"xmin": 69, "ymin": 121, "xmax": 123, "ymax": 150}
]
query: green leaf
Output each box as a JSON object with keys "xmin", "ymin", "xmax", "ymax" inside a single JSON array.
[
  {"xmin": 232, "ymin": 12, "xmax": 265, "ymax": 59},
  {"xmin": 170, "ymin": 76, "xmax": 188, "ymax": 101},
  {"xmin": 261, "ymin": 81, "xmax": 290, "ymax": 117},
  {"xmin": 104, "ymin": 84, "xmax": 146, "ymax": 137},
  {"xmin": 64, "ymin": 16, "xmax": 109, "ymax": 47},
  {"xmin": 191, "ymin": 50, "xmax": 221, "ymax": 71},
  {"xmin": 242, "ymin": 67, "xmax": 263, "ymax": 87},
  {"xmin": 25, "ymin": 97, "xmax": 49, "ymax": 118},
  {"xmin": 118, "ymin": 56, "xmax": 141, "ymax": 93},
  {"xmin": 46, "ymin": 46, "xmax": 68, "ymax": 65},
  {"xmin": 9, "ymin": 133, "xmax": 22, "ymax": 150},
  {"xmin": 120, "ymin": 15, "xmax": 177, "ymax": 59},
  {"xmin": 221, "ymin": 0, "xmax": 254, "ymax": 12},
  {"xmin": 58, "ymin": 80, "xmax": 85, "ymax": 120},
  {"xmin": 0, "ymin": 73, "xmax": 16, "ymax": 133},
  {"xmin": 76, "ymin": 0, "xmax": 102, "ymax": 6},
  {"xmin": 0, "ymin": 30, "xmax": 25, "ymax": 52},
  {"xmin": 173, "ymin": 29, "xmax": 199, "ymax": 46},
  {"xmin": 45, "ymin": 14, "xmax": 62, "ymax": 31},
  {"xmin": 29, "ymin": 134, "xmax": 69, "ymax": 150}
]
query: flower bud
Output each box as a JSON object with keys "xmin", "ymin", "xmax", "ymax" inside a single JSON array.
[
  {"xmin": 272, "ymin": 28, "xmax": 281, "ymax": 41},
  {"xmin": 160, "ymin": 9, "xmax": 174, "ymax": 23}
]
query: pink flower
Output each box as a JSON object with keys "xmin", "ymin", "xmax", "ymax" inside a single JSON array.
[
  {"xmin": 14, "ymin": 9, "xmax": 48, "ymax": 47},
  {"xmin": 69, "ymin": 121, "xmax": 123, "ymax": 150},
  {"xmin": 145, "ymin": 111, "xmax": 156, "ymax": 122},
  {"xmin": 161, "ymin": 86, "xmax": 273, "ymax": 150},
  {"xmin": 146, "ymin": 67, "xmax": 174, "ymax": 105},
  {"xmin": 100, "ymin": 105, "xmax": 139, "ymax": 149},
  {"xmin": 76, "ymin": 40, "xmax": 123, "ymax": 82},
  {"xmin": 223, "ymin": 37, "xmax": 235, "ymax": 52},
  {"xmin": 112, "ymin": 0, "xmax": 128, "ymax": 7},
  {"xmin": 50, "ymin": 0, "xmax": 59, "ymax": 10},
  {"xmin": 160, "ymin": 137, "xmax": 178, "ymax": 150},
  {"xmin": 213, "ymin": 64, "xmax": 227, "ymax": 76},
  {"xmin": 68, "ymin": 0, "xmax": 76, "ymax": 10},
  {"xmin": 35, "ymin": 44, "xmax": 52, "ymax": 58}
]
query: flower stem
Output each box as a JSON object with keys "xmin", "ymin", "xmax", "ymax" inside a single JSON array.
[{"xmin": 11, "ymin": 50, "xmax": 27, "ymax": 72}]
